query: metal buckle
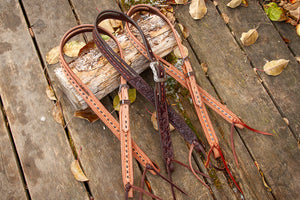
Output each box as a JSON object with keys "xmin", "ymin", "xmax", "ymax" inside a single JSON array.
[
  {"xmin": 120, "ymin": 99, "xmax": 131, "ymax": 105},
  {"xmin": 150, "ymin": 61, "xmax": 167, "ymax": 83},
  {"xmin": 186, "ymin": 71, "xmax": 195, "ymax": 78}
]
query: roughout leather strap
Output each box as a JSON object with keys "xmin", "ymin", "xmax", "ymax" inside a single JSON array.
[
  {"xmin": 58, "ymin": 24, "xmax": 160, "ymax": 186},
  {"xmin": 125, "ymin": 4, "xmax": 272, "ymax": 159},
  {"xmin": 93, "ymin": 10, "xmax": 208, "ymax": 165}
]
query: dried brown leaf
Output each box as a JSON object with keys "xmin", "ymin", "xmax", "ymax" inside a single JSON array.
[
  {"xmin": 189, "ymin": 0, "xmax": 207, "ymax": 20},
  {"xmin": 175, "ymin": 0, "xmax": 188, "ymax": 4},
  {"xmin": 78, "ymin": 40, "xmax": 96, "ymax": 57},
  {"xmin": 289, "ymin": 7, "xmax": 300, "ymax": 20},
  {"xmin": 74, "ymin": 107, "xmax": 99, "ymax": 123},
  {"xmin": 173, "ymin": 45, "xmax": 189, "ymax": 58},
  {"xmin": 99, "ymin": 19, "xmax": 114, "ymax": 33},
  {"xmin": 201, "ymin": 63, "xmax": 208, "ymax": 75},
  {"xmin": 227, "ymin": 0, "xmax": 242, "ymax": 8},
  {"xmin": 221, "ymin": 13, "xmax": 230, "ymax": 24},
  {"xmin": 63, "ymin": 41, "xmax": 85, "ymax": 57},
  {"xmin": 241, "ymin": 0, "xmax": 249, "ymax": 7},
  {"xmin": 46, "ymin": 46, "xmax": 60, "ymax": 65},
  {"xmin": 151, "ymin": 111, "xmax": 175, "ymax": 132},
  {"xmin": 166, "ymin": 12, "xmax": 176, "ymax": 24},
  {"xmin": 283, "ymin": 117, "xmax": 289, "ymax": 125},
  {"xmin": 71, "ymin": 160, "xmax": 89, "ymax": 182},
  {"xmin": 52, "ymin": 102, "xmax": 64, "ymax": 125},
  {"xmin": 240, "ymin": 28, "xmax": 259, "ymax": 46},
  {"xmin": 178, "ymin": 23, "xmax": 190, "ymax": 38},
  {"xmin": 296, "ymin": 24, "xmax": 300, "ymax": 36},
  {"xmin": 263, "ymin": 59, "xmax": 289, "ymax": 76},
  {"xmin": 46, "ymin": 86, "xmax": 57, "ymax": 101}
]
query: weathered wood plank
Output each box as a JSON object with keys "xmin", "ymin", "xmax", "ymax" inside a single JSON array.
[
  {"xmin": 22, "ymin": 0, "xmax": 143, "ymax": 199},
  {"xmin": 216, "ymin": 0, "xmax": 300, "ymax": 140},
  {"xmin": 0, "ymin": 0, "xmax": 87, "ymax": 199},
  {"xmin": 55, "ymin": 14, "xmax": 178, "ymax": 110},
  {"xmin": 72, "ymin": 0, "xmax": 213, "ymax": 198},
  {"xmin": 0, "ymin": 106, "xmax": 27, "ymax": 199},
  {"xmin": 174, "ymin": 26, "xmax": 272, "ymax": 200},
  {"xmin": 175, "ymin": 1, "xmax": 300, "ymax": 199},
  {"xmin": 126, "ymin": 79, "xmax": 214, "ymax": 199}
]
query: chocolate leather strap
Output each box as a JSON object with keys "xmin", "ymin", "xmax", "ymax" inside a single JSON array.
[
  {"xmin": 126, "ymin": 4, "xmax": 221, "ymax": 157},
  {"xmin": 93, "ymin": 10, "xmax": 175, "ymax": 172},
  {"xmin": 93, "ymin": 11, "xmax": 207, "ymax": 160},
  {"xmin": 58, "ymin": 24, "xmax": 160, "ymax": 190},
  {"xmin": 126, "ymin": 4, "xmax": 272, "ymax": 159}
]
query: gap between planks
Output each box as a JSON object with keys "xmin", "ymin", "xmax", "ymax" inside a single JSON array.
[
  {"xmin": 18, "ymin": 0, "xmax": 94, "ymax": 198},
  {"xmin": 0, "ymin": 96, "xmax": 31, "ymax": 199}
]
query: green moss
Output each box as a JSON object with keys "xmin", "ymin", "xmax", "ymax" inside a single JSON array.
[{"xmin": 208, "ymin": 168, "xmax": 222, "ymax": 189}]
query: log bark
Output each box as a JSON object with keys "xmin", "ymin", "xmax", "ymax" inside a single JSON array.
[{"xmin": 55, "ymin": 14, "xmax": 179, "ymax": 110}]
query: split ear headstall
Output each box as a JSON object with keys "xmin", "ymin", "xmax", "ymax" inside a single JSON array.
[{"xmin": 59, "ymin": 4, "xmax": 272, "ymax": 199}]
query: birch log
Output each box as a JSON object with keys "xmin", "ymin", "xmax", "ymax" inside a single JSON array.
[{"xmin": 55, "ymin": 14, "xmax": 179, "ymax": 110}]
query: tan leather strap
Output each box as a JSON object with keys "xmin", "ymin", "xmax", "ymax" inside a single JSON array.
[
  {"xmin": 58, "ymin": 25, "xmax": 160, "ymax": 191},
  {"xmin": 126, "ymin": 4, "xmax": 272, "ymax": 159}
]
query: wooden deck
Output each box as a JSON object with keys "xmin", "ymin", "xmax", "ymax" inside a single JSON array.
[{"xmin": 0, "ymin": 0, "xmax": 299, "ymax": 199}]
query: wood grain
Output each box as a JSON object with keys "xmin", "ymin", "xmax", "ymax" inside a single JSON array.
[
  {"xmin": 0, "ymin": 104, "xmax": 27, "ymax": 200},
  {"xmin": 217, "ymin": 0, "xmax": 300, "ymax": 140},
  {"xmin": 0, "ymin": 0, "xmax": 87, "ymax": 199},
  {"xmin": 175, "ymin": 1, "xmax": 300, "ymax": 199},
  {"xmin": 55, "ymin": 14, "xmax": 178, "ymax": 110}
]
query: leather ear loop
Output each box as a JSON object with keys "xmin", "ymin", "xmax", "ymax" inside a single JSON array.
[
  {"xmin": 93, "ymin": 10, "xmax": 218, "ymax": 199},
  {"xmin": 126, "ymin": 4, "xmax": 269, "ymax": 195},
  {"xmin": 92, "ymin": 24, "xmax": 191, "ymax": 198},
  {"xmin": 95, "ymin": 9, "xmax": 175, "ymax": 171},
  {"xmin": 94, "ymin": 7, "xmax": 207, "ymax": 164},
  {"xmin": 59, "ymin": 25, "xmax": 172, "ymax": 199},
  {"xmin": 93, "ymin": 15, "xmax": 195, "ymax": 198}
]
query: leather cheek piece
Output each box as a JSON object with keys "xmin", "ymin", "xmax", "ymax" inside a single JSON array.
[{"xmin": 59, "ymin": 24, "xmax": 160, "ymax": 174}]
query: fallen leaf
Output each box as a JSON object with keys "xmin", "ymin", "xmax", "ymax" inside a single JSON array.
[
  {"xmin": 178, "ymin": 23, "xmax": 190, "ymax": 38},
  {"xmin": 63, "ymin": 41, "xmax": 86, "ymax": 57},
  {"xmin": 46, "ymin": 85, "xmax": 57, "ymax": 101},
  {"xmin": 296, "ymin": 24, "xmax": 300, "ymax": 37},
  {"xmin": 71, "ymin": 160, "xmax": 89, "ymax": 182},
  {"xmin": 189, "ymin": 0, "xmax": 207, "ymax": 20},
  {"xmin": 295, "ymin": 56, "xmax": 300, "ymax": 63},
  {"xmin": 173, "ymin": 45, "xmax": 189, "ymax": 58},
  {"xmin": 221, "ymin": 13, "xmax": 230, "ymax": 24},
  {"xmin": 74, "ymin": 107, "xmax": 99, "ymax": 123},
  {"xmin": 240, "ymin": 28, "xmax": 259, "ymax": 46},
  {"xmin": 52, "ymin": 102, "xmax": 64, "ymax": 125},
  {"xmin": 289, "ymin": 7, "xmax": 299, "ymax": 20},
  {"xmin": 175, "ymin": 0, "xmax": 188, "ymax": 4},
  {"xmin": 283, "ymin": 117, "xmax": 289, "ymax": 125},
  {"xmin": 78, "ymin": 40, "xmax": 96, "ymax": 57},
  {"xmin": 113, "ymin": 88, "xmax": 137, "ymax": 111},
  {"xmin": 254, "ymin": 161, "xmax": 272, "ymax": 191},
  {"xmin": 166, "ymin": 12, "xmax": 176, "ymax": 24},
  {"xmin": 264, "ymin": 2, "xmax": 286, "ymax": 21},
  {"xmin": 99, "ymin": 19, "xmax": 114, "ymax": 33},
  {"xmin": 241, "ymin": 0, "xmax": 248, "ymax": 7},
  {"xmin": 201, "ymin": 63, "xmax": 208, "ymax": 75},
  {"xmin": 46, "ymin": 46, "xmax": 60, "ymax": 64},
  {"xmin": 263, "ymin": 59, "xmax": 289, "ymax": 76},
  {"xmin": 166, "ymin": 5, "xmax": 174, "ymax": 12},
  {"xmin": 151, "ymin": 111, "xmax": 175, "ymax": 132},
  {"xmin": 227, "ymin": 0, "xmax": 242, "ymax": 8}
]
